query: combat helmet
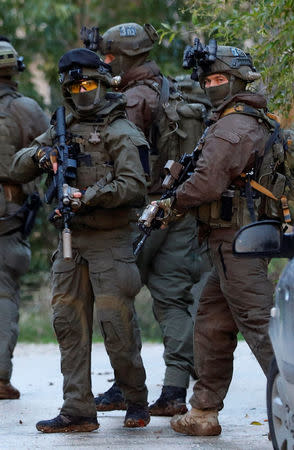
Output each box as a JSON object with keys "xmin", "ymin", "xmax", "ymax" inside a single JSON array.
[
  {"xmin": 100, "ymin": 23, "xmax": 158, "ymax": 76},
  {"xmin": 58, "ymin": 48, "xmax": 114, "ymax": 116},
  {"xmin": 197, "ymin": 45, "xmax": 261, "ymax": 87},
  {"xmin": 0, "ymin": 37, "xmax": 25, "ymax": 77}
]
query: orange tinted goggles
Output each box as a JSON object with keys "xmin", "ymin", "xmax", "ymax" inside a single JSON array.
[{"xmin": 68, "ymin": 79, "xmax": 98, "ymax": 94}]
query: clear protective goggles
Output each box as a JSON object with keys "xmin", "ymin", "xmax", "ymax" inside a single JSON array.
[{"xmin": 68, "ymin": 79, "xmax": 98, "ymax": 94}]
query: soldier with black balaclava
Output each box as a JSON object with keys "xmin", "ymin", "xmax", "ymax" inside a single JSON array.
[{"xmin": 10, "ymin": 47, "xmax": 150, "ymax": 432}]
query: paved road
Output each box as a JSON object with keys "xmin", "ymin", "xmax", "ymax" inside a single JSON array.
[{"xmin": 0, "ymin": 341, "xmax": 272, "ymax": 449}]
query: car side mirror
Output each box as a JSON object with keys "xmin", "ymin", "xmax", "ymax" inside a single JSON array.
[{"xmin": 233, "ymin": 220, "xmax": 294, "ymax": 258}]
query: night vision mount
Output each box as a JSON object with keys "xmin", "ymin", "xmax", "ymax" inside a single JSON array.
[
  {"xmin": 183, "ymin": 38, "xmax": 217, "ymax": 81},
  {"xmin": 80, "ymin": 26, "xmax": 102, "ymax": 52}
]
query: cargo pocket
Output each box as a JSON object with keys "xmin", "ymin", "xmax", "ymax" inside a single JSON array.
[
  {"xmin": 51, "ymin": 253, "xmax": 76, "ymax": 302},
  {"xmin": 4, "ymin": 235, "xmax": 31, "ymax": 277},
  {"xmin": 88, "ymin": 249, "xmax": 115, "ymax": 295},
  {"xmin": 111, "ymin": 247, "xmax": 141, "ymax": 298}
]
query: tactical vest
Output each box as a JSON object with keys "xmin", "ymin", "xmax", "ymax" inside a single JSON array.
[
  {"xmin": 125, "ymin": 77, "xmax": 208, "ymax": 194},
  {"xmin": 50, "ymin": 105, "xmax": 144, "ymax": 231},
  {"xmin": 196, "ymin": 103, "xmax": 293, "ymax": 228}
]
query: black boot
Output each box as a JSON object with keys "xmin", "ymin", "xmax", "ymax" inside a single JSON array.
[
  {"xmin": 124, "ymin": 403, "xmax": 150, "ymax": 428},
  {"xmin": 95, "ymin": 382, "xmax": 127, "ymax": 411},
  {"xmin": 149, "ymin": 385, "xmax": 187, "ymax": 416},
  {"xmin": 36, "ymin": 414, "xmax": 99, "ymax": 433}
]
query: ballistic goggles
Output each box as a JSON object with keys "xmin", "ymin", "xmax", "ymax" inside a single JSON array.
[{"xmin": 68, "ymin": 79, "xmax": 98, "ymax": 94}]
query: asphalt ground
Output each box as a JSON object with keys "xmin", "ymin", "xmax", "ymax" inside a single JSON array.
[{"xmin": 0, "ymin": 341, "xmax": 272, "ymax": 449}]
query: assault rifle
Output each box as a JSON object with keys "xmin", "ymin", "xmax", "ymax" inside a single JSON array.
[
  {"xmin": 134, "ymin": 126, "xmax": 210, "ymax": 255},
  {"xmin": 44, "ymin": 106, "xmax": 80, "ymax": 260}
]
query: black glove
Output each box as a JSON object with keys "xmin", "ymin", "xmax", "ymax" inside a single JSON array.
[{"xmin": 34, "ymin": 146, "xmax": 58, "ymax": 172}]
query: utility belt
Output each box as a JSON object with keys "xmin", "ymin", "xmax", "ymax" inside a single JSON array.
[
  {"xmin": 196, "ymin": 189, "xmax": 252, "ymax": 229},
  {"xmin": 197, "ymin": 173, "xmax": 290, "ymax": 228}
]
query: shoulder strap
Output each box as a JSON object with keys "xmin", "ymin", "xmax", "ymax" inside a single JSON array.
[
  {"xmin": 158, "ymin": 76, "xmax": 170, "ymax": 107},
  {"xmin": 0, "ymin": 87, "xmax": 21, "ymax": 101}
]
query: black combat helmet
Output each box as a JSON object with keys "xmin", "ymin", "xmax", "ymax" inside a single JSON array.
[{"xmin": 58, "ymin": 48, "xmax": 114, "ymax": 116}]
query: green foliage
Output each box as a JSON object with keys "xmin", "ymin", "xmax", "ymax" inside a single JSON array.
[{"xmin": 163, "ymin": 0, "xmax": 294, "ymax": 118}]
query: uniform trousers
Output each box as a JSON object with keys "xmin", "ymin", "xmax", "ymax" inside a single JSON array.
[
  {"xmin": 51, "ymin": 226, "xmax": 148, "ymax": 417},
  {"xmin": 190, "ymin": 228, "xmax": 274, "ymax": 411}
]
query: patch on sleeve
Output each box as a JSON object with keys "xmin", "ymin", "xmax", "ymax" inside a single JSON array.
[{"xmin": 213, "ymin": 128, "xmax": 240, "ymax": 144}]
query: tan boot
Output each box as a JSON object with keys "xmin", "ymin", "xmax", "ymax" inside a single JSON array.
[
  {"xmin": 0, "ymin": 380, "xmax": 20, "ymax": 399},
  {"xmin": 170, "ymin": 408, "xmax": 221, "ymax": 436}
]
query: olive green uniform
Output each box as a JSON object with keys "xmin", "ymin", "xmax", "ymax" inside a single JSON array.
[
  {"xmin": 120, "ymin": 61, "xmax": 211, "ymax": 388},
  {"xmin": 10, "ymin": 95, "xmax": 149, "ymax": 417},
  {"xmin": 0, "ymin": 80, "xmax": 49, "ymax": 383}
]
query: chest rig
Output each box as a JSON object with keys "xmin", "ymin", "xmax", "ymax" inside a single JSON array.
[
  {"xmin": 66, "ymin": 111, "xmax": 123, "ymax": 194},
  {"xmin": 197, "ymin": 103, "xmax": 290, "ymax": 229}
]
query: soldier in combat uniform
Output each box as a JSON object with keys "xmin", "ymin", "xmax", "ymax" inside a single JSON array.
[
  {"xmin": 150, "ymin": 43, "xmax": 276, "ymax": 435},
  {"xmin": 93, "ymin": 23, "xmax": 211, "ymax": 416},
  {"xmin": 0, "ymin": 36, "xmax": 49, "ymax": 400},
  {"xmin": 10, "ymin": 48, "xmax": 150, "ymax": 432}
]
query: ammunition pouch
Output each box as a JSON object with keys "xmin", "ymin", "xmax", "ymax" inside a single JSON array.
[
  {"xmin": 258, "ymin": 172, "xmax": 286, "ymax": 222},
  {"xmin": 196, "ymin": 189, "xmax": 253, "ymax": 229}
]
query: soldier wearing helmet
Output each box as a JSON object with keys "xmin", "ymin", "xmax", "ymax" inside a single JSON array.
[
  {"xmin": 150, "ymin": 42, "xmax": 275, "ymax": 436},
  {"xmin": 93, "ymin": 23, "xmax": 211, "ymax": 417},
  {"xmin": 0, "ymin": 36, "xmax": 49, "ymax": 400},
  {"xmin": 10, "ymin": 47, "xmax": 150, "ymax": 432}
]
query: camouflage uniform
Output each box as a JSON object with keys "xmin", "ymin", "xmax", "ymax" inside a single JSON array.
[
  {"xmin": 10, "ymin": 48, "xmax": 149, "ymax": 431},
  {"xmin": 0, "ymin": 38, "xmax": 49, "ymax": 398}
]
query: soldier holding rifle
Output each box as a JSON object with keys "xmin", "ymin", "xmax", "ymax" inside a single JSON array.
[{"xmin": 10, "ymin": 47, "xmax": 150, "ymax": 432}]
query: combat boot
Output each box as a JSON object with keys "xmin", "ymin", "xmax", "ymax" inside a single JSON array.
[
  {"xmin": 124, "ymin": 403, "xmax": 150, "ymax": 428},
  {"xmin": 36, "ymin": 414, "xmax": 99, "ymax": 433},
  {"xmin": 95, "ymin": 382, "xmax": 127, "ymax": 411},
  {"xmin": 170, "ymin": 408, "xmax": 221, "ymax": 436},
  {"xmin": 0, "ymin": 380, "xmax": 20, "ymax": 399},
  {"xmin": 149, "ymin": 385, "xmax": 187, "ymax": 416}
]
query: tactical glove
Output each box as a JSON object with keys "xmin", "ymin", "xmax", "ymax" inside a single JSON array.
[
  {"xmin": 34, "ymin": 146, "xmax": 58, "ymax": 172},
  {"xmin": 152, "ymin": 197, "xmax": 185, "ymax": 228}
]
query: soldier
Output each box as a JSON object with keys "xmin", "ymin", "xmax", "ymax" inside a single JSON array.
[
  {"xmin": 151, "ymin": 43, "xmax": 276, "ymax": 435},
  {"xmin": 93, "ymin": 23, "xmax": 211, "ymax": 416},
  {"xmin": 10, "ymin": 48, "xmax": 150, "ymax": 432},
  {"xmin": 0, "ymin": 36, "xmax": 49, "ymax": 400}
]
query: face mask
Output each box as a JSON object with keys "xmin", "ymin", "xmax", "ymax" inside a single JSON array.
[
  {"xmin": 205, "ymin": 76, "xmax": 248, "ymax": 108},
  {"xmin": 205, "ymin": 83, "xmax": 231, "ymax": 108},
  {"xmin": 71, "ymin": 81, "xmax": 107, "ymax": 113}
]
